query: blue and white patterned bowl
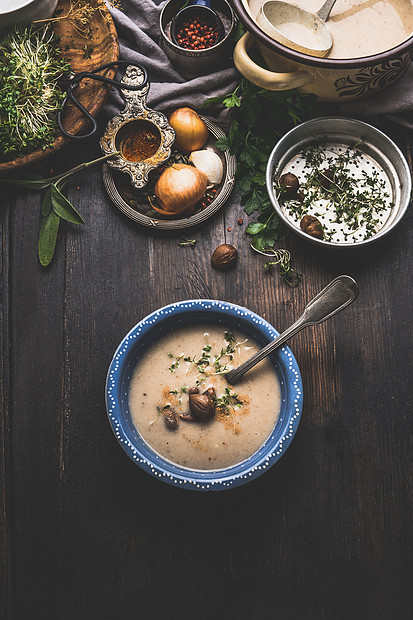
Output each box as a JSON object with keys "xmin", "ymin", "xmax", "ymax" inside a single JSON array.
[{"xmin": 105, "ymin": 300, "xmax": 303, "ymax": 491}]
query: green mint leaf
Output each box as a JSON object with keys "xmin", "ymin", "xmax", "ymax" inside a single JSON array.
[
  {"xmin": 215, "ymin": 137, "xmax": 229, "ymax": 151},
  {"xmin": 38, "ymin": 211, "xmax": 60, "ymax": 267},
  {"xmin": 238, "ymin": 176, "xmax": 252, "ymax": 193},
  {"xmin": 245, "ymin": 222, "xmax": 266, "ymax": 235},
  {"xmin": 51, "ymin": 185, "xmax": 84, "ymax": 225},
  {"xmin": 251, "ymin": 171, "xmax": 266, "ymax": 186},
  {"xmin": 242, "ymin": 189, "xmax": 261, "ymax": 214},
  {"xmin": 202, "ymin": 95, "xmax": 225, "ymax": 106},
  {"xmin": 222, "ymin": 93, "xmax": 241, "ymax": 108},
  {"xmin": 251, "ymin": 227, "xmax": 280, "ymax": 251},
  {"xmin": 228, "ymin": 119, "xmax": 239, "ymax": 146}
]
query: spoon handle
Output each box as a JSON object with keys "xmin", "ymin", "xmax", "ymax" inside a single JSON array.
[
  {"xmin": 225, "ymin": 275, "xmax": 359, "ymax": 385},
  {"xmin": 316, "ymin": 0, "xmax": 339, "ymax": 21}
]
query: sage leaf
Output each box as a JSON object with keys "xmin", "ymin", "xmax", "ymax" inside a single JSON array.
[
  {"xmin": 38, "ymin": 211, "xmax": 60, "ymax": 267},
  {"xmin": 0, "ymin": 178, "xmax": 53, "ymax": 190},
  {"xmin": 51, "ymin": 185, "xmax": 84, "ymax": 225},
  {"xmin": 41, "ymin": 188, "xmax": 52, "ymax": 217}
]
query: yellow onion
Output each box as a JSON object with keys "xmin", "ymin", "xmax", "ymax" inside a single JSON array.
[
  {"xmin": 153, "ymin": 164, "xmax": 207, "ymax": 215},
  {"xmin": 169, "ymin": 107, "xmax": 209, "ymax": 154}
]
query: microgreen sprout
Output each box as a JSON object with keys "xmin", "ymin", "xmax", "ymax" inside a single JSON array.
[{"xmin": 0, "ymin": 25, "xmax": 71, "ymax": 159}]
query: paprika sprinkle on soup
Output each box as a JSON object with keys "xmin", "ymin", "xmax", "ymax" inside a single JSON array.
[
  {"xmin": 120, "ymin": 120, "xmax": 161, "ymax": 162},
  {"xmin": 176, "ymin": 16, "xmax": 219, "ymax": 50}
]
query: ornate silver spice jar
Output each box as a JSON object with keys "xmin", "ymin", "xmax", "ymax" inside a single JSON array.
[{"xmin": 100, "ymin": 65, "xmax": 175, "ymax": 189}]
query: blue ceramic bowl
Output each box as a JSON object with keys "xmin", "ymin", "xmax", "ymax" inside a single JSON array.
[{"xmin": 105, "ymin": 300, "xmax": 303, "ymax": 491}]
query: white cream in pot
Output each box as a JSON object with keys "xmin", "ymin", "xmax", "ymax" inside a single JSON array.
[{"xmin": 247, "ymin": 0, "xmax": 413, "ymax": 58}]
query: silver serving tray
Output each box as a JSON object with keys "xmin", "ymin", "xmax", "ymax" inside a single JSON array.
[
  {"xmin": 266, "ymin": 117, "xmax": 412, "ymax": 248},
  {"xmin": 102, "ymin": 116, "xmax": 236, "ymax": 230}
]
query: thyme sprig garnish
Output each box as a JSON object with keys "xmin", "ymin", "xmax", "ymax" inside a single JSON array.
[
  {"xmin": 149, "ymin": 403, "xmax": 171, "ymax": 425},
  {"xmin": 168, "ymin": 354, "xmax": 184, "ymax": 372},
  {"xmin": 166, "ymin": 332, "xmax": 245, "ymax": 381},
  {"xmin": 280, "ymin": 143, "xmax": 393, "ymax": 242},
  {"xmin": 252, "ymin": 247, "xmax": 301, "ymax": 287},
  {"xmin": 161, "ymin": 334, "xmax": 248, "ymax": 422},
  {"xmin": 215, "ymin": 387, "xmax": 243, "ymax": 416},
  {"xmin": 178, "ymin": 237, "xmax": 196, "ymax": 247}
]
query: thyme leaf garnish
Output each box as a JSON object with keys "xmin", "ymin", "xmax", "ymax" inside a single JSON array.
[
  {"xmin": 178, "ymin": 238, "xmax": 197, "ymax": 247},
  {"xmin": 278, "ymin": 143, "xmax": 393, "ymax": 242},
  {"xmin": 215, "ymin": 387, "xmax": 243, "ymax": 415}
]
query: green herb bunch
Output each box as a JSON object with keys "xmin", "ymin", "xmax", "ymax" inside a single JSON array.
[
  {"xmin": 0, "ymin": 24, "xmax": 71, "ymax": 160},
  {"xmin": 208, "ymin": 78, "xmax": 323, "ymax": 252}
]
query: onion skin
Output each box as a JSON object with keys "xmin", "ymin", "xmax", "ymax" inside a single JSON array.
[
  {"xmin": 169, "ymin": 108, "xmax": 209, "ymax": 154},
  {"xmin": 154, "ymin": 164, "xmax": 207, "ymax": 215}
]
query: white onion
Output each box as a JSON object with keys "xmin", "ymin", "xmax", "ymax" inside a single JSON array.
[{"xmin": 189, "ymin": 149, "xmax": 223, "ymax": 186}]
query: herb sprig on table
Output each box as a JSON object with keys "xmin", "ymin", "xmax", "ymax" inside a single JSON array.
[
  {"xmin": 1, "ymin": 153, "xmax": 118, "ymax": 266},
  {"xmin": 207, "ymin": 79, "xmax": 325, "ymax": 283}
]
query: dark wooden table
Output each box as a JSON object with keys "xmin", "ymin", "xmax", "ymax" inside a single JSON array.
[{"xmin": 1, "ymin": 121, "xmax": 412, "ymax": 620}]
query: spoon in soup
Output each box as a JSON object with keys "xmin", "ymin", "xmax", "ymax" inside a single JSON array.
[
  {"xmin": 257, "ymin": 0, "xmax": 340, "ymax": 57},
  {"xmin": 225, "ymin": 275, "xmax": 359, "ymax": 385}
]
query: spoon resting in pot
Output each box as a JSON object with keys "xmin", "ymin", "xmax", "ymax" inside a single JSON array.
[
  {"xmin": 225, "ymin": 275, "xmax": 359, "ymax": 385},
  {"xmin": 258, "ymin": 0, "xmax": 339, "ymax": 57}
]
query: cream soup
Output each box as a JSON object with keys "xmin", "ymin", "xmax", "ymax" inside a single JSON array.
[
  {"xmin": 247, "ymin": 0, "xmax": 413, "ymax": 58},
  {"xmin": 129, "ymin": 325, "xmax": 281, "ymax": 470}
]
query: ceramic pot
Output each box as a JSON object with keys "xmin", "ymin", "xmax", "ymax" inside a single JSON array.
[{"xmin": 231, "ymin": 0, "xmax": 413, "ymax": 102}]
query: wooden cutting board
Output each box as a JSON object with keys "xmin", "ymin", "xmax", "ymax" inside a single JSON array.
[{"xmin": 0, "ymin": 0, "xmax": 119, "ymax": 172}]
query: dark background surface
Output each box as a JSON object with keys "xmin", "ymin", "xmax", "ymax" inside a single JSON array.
[{"xmin": 1, "ymin": 123, "xmax": 412, "ymax": 619}]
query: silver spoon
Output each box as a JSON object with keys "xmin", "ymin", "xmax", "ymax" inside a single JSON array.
[
  {"xmin": 257, "ymin": 0, "xmax": 339, "ymax": 57},
  {"xmin": 225, "ymin": 275, "xmax": 359, "ymax": 385}
]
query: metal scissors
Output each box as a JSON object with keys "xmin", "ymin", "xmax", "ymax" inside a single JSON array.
[{"xmin": 57, "ymin": 61, "xmax": 148, "ymax": 140}]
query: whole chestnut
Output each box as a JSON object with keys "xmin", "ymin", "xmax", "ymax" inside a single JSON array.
[
  {"xmin": 279, "ymin": 172, "xmax": 300, "ymax": 198},
  {"xmin": 189, "ymin": 387, "xmax": 216, "ymax": 420},
  {"xmin": 318, "ymin": 168, "xmax": 334, "ymax": 190},
  {"xmin": 211, "ymin": 244, "xmax": 238, "ymax": 271},
  {"xmin": 300, "ymin": 215, "xmax": 324, "ymax": 239}
]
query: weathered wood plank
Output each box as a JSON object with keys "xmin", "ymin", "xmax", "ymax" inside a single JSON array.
[{"xmin": 1, "ymin": 127, "xmax": 412, "ymax": 620}]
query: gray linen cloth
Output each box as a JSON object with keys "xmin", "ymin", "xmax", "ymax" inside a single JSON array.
[{"xmin": 104, "ymin": 0, "xmax": 238, "ymax": 123}]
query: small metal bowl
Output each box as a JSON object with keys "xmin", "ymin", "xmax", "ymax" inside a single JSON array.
[
  {"xmin": 266, "ymin": 117, "xmax": 412, "ymax": 248},
  {"xmin": 100, "ymin": 65, "xmax": 175, "ymax": 189},
  {"xmin": 159, "ymin": 0, "xmax": 235, "ymax": 78}
]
